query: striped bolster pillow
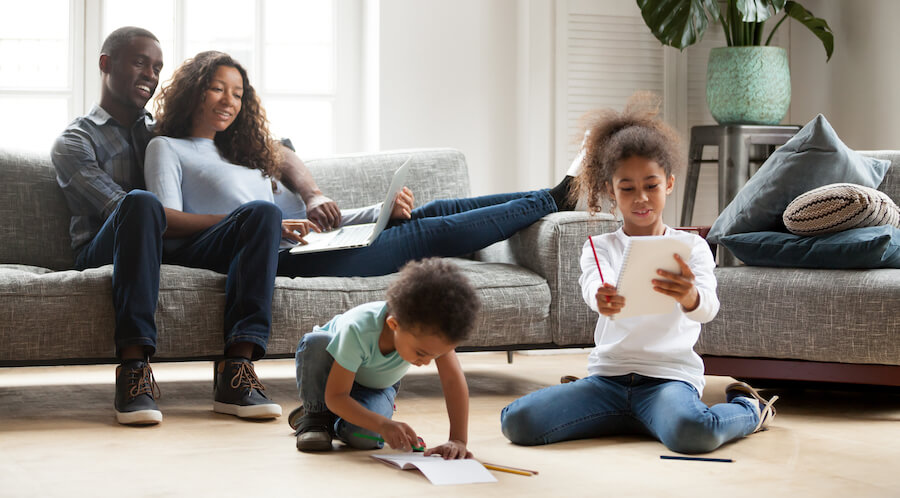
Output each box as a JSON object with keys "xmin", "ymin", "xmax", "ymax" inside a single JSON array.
[{"xmin": 783, "ymin": 183, "xmax": 900, "ymax": 236}]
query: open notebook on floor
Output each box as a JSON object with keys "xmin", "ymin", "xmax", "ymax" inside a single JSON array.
[
  {"xmin": 370, "ymin": 453, "xmax": 497, "ymax": 486},
  {"xmin": 289, "ymin": 157, "xmax": 411, "ymax": 255}
]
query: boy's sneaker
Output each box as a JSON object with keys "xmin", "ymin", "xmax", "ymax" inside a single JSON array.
[
  {"xmin": 115, "ymin": 359, "xmax": 162, "ymax": 425},
  {"xmin": 213, "ymin": 358, "xmax": 282, "ymax": 419},
  {"xmin": 294, "ymin": 408, "xmax": 336, "ymax": 452},
  {"xmin": 726, "ymin": 381, "xmax": 779, "ymax": 433}
]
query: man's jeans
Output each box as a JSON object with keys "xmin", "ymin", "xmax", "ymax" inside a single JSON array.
[
  {"xmin": 76, "ymin": 191, "xmax": 282, "ymax": 359},
  {"xmin": 500, "ymin": 373, "xmax": 759, "ymax": 454},
  {"xmin": 295, "ymin": 330, "xmax": 399, "ymax": 450},
  {"xmin": 278, "ymin": 190, "xmax": 557, "ymax": 277}
]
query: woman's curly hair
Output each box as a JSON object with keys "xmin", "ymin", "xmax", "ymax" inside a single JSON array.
[
  {"xmin": 570, "ymin": 91, "xmax": 683, "ymax": 214},
  {"xmin": 153, "ymin": 51, "xmax": 281, "ymax": 182}
]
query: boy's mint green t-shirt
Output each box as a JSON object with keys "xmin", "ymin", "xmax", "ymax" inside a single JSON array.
[{"xmin": 322, "ymin": 301, "xmax": 410, "ymax": 389}]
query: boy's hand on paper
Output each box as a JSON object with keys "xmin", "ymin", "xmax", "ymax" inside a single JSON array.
[
  {"xmin": 595, "ymin": 283, "xmax": 624, "ymax": 316},
  {"xmin": 391, "ymin": 187, "xmax": 415, "ymax": 220},
  {"xmin": 652, "ymin": 254, "xmax": 700, "ymax": 312},
  {"xmin": 424, "ymin": 439, "xmax": 472, "ymax": 460},
  {"xmin": 379, "ymin": 420, "xmax": 419, "ymax": 452},
  {"xmin": 281, "ymin": 219, "xmax": 321, "ymax": 244}
]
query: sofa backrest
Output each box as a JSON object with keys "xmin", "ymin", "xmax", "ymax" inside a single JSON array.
[
  {"xmin": 0, "ymin": 147, "xmax": 472, "ymax": 271},
  {"xmin": 305, "ymin": 148, "xmax": 471, "ymax": 208},
  {"xmin": 861, "ymin": 151, "xmax": 900, "ymax": 204},
  {"xmin": 0, "ymin": 149, "xmax": 74, "ymax": 270}
]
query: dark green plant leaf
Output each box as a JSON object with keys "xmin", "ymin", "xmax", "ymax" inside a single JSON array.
[
  {"xmin": 636, "ymin": 0, "xmax": 718, "ymax": 49},
  {"xmin": 785, "ymin": 0, "xmax": 834, "ymax": 60}
]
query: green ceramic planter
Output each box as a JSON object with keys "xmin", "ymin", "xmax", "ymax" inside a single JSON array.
[{"xmin": 706, "ymin": 46, "xmax": 790, "ymax": 125}]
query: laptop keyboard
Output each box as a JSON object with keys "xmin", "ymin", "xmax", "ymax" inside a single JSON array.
[{"xmin": 329, "ymin": 225, "xmax": 372, "ymax": 246}]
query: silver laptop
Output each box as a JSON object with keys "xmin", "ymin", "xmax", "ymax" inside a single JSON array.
[{"xmin": 288, "ymin": 157, "xmax": 412, "ymax": 255}]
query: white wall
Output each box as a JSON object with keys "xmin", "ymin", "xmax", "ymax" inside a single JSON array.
[
  {"xmin": 790, "ymin": 0, "xmax": 900, "ymax": 150},
  {"xmin": 372, "ymin": 0, "xmax": 900, "ymax": 195},
  {"xmin": 375, "ymin": 0, "xmax": 539, "ymax": 195}
]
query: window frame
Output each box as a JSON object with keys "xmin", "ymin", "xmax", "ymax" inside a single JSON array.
[{"xmin": 76, "ymin": 0, "xmax": 361, "ymax": 155}]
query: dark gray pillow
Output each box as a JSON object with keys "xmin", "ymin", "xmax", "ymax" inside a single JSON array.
[{"xmin": 707, "ymin": 114, "xmax": 891, "ymax": 244}]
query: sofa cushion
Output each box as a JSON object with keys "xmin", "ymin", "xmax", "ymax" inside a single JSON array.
[
  {"xmin": 697, "ymin": 266, "xmax": 900, "ymax": 366},
  {"xmin": 783, "ymin": 183, "xmax": 900, "ymax": 236},
  {"xmin": 718, "ymin": 225, "xmax": 900, "ymax": 269},
  {"xmin": 707, "ymin": 115, "xmax": 891, "ymax": 244},
  {"xmin": 0, "ymin": 259, "xmax": 551, "ymax": 365}
]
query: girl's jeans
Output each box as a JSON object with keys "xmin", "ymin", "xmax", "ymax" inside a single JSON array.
[
  {"xmin": 295, "ymin": 330, "xmax": 399, "ymax": 450},
  {"xmin": 500, "ymin": 373, "xmax": 759, "ymax": 454}
]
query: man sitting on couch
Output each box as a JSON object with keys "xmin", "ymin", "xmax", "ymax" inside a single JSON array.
[{"xmin": 49, "ymin": 26, "xmax": 338, "ymax": 426}]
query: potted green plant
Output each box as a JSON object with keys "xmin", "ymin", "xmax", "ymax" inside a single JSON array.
[{"xmin": 637, "ymin": 0, "xmax": 834, "ymax": 125}]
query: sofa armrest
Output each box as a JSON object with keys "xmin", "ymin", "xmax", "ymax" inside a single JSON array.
[{"xmin": 506, "ymin": 212, "xmax": 620, "ymax": 346}]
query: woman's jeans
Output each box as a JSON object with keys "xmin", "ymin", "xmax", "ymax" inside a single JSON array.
[
  {"xmin": 500, "ymin": 374, "xmax": 759, "ymax": 454},
  {"xmin": 295, "ymin": 331, "xmax": 399, "ymax": 450},
  {"xmin": 277, "ymin": 190, "xmax": 557, "ymax": 277},
  {"xmin": 76, "ymin": 191, "xmax": 282, "ymax": 359}
]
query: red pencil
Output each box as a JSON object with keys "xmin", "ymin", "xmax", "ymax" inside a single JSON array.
[{"xmin": 588, "ymin": 236, "xmax": 610, "ymax": 303}]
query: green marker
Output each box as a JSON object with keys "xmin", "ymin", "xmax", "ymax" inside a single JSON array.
[{"xmin": 352, "ymin": 432, "xmax": 425, "ymax": 451}]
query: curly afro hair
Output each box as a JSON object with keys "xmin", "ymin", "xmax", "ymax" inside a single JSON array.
[
  {"xmin": 385, "ymin": 258, "xmax": 481, "ymax": 344},
  {"xmin": 570, "ymin": 91, "xmax": 683, "ymax": 214}
]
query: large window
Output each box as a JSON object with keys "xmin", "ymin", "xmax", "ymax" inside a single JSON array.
[
  {"xmin": 1, "ymin": 0, "xmax": 358, "ymax": 158},
  {"xmin": 0, "ymin": 0, "xmax": 74, "ymax": 153}
]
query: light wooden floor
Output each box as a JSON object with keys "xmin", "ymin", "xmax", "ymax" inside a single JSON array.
[{"xmin": 2, "ymin": 351, "xmax": 899, "ymax": 498}]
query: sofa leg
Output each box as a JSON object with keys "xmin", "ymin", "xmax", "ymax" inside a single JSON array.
[{"xmin": 507, "ymin": 351, "xmax": 514, "ymax": 364}]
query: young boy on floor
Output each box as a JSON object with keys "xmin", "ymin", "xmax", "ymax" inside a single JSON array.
[{"xmin": 290, "ymin": 258, "xmax": 480, "ymax": 458}]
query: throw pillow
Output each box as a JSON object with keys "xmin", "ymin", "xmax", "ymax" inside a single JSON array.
[
  {"xmin": 718, "ymin": 225, "xmax": 900, "ymax": 269},
  {"xmin": 707, "ymin": 114, "xmax": 891, "ymax": 244},
  {"xmin": 783, "ymin": 183, "xmax": 900, "ymax": 236}
]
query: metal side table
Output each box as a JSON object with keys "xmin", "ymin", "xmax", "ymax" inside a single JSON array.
[{"xmin": 680, "ymin": 125, "xmax": 800, "ymax": 265}]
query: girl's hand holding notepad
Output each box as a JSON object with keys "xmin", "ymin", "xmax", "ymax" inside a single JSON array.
[
  {"xmin": 595, "ymin": 283, "xmax": 625, "ymax": 317},
  {"xmin": 651, "ymin": 254, "xmax": 700, "ymax": 312},
  {"xmin": 424, "ymin": 439, "xmax": 472, "ymax": 460}
]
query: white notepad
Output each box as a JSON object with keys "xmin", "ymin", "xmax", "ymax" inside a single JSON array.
[
  {"xmin": 613, "ymin": 236, "xmax": 691, "ymax": 320},
  {"xmin": 370, "ymin": 453, "xmax": 497, "ymax": 486}
]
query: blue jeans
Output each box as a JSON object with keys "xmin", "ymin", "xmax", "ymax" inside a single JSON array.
[
  {"xmin": 295, "ymin": 331, "xmax": 399, "ymax": 450},
  {"xmin": 277, "ymin": 190, "xmax": 557, "ymax": 277},
  {"xmin": 76, "ymin": 191, "xmax": 282, "ymax": 360},
  {"xmin": 500, "ymin": 374, "xmax": 759, "ymax": 454}
]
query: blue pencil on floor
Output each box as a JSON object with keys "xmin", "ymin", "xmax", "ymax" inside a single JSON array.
[{"xmin": 660, "ymin": 455, "xmax": 733, "ymax": 463}]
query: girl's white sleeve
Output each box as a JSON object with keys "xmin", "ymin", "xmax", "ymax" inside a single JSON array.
[
  {"xmin": 682, "ymin": 238, "xmax": 720, "ymax": 323},
  {"xmin": 579, "ymin": 237, "xmax": 615, "ymax": 313},
  {"xmin": 144, "ymin": 138, "xmax": 184, "ymax": 211}
]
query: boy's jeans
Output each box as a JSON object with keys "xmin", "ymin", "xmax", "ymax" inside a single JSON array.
[
  {"xmin": 500, "ymin": 373, "xmax": 759, "ymax": 454},
  {"xmin": 295, "ymin": 330, "xmax": 399, "ymax": 449}
]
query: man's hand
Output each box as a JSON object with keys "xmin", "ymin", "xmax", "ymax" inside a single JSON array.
[
  {"xmin": 305, "ymin": 193, "xmax": 341, "ymax": 231},
  {"xmin": 391, "ymin": 187, "xmax": 415, "ymax": 221},
  {"xmin": 424, "ymin": 439, "xmax": 472, "ymax": 460},
  {"xmin": 282, "ymin": 219, "xmax": 320, "ymax": 244}
]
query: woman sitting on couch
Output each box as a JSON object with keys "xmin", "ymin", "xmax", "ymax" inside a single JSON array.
[{"xmin": 144, "ymin": 50, "xmax": 576, "ymax": 277}]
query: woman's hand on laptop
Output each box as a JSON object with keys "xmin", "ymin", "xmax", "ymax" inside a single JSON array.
[
  {"xmin": 391, "ymin": 187, "xmax": 415, "ymax": 220},
  {"xmin": 282, "ymin": 219, "xmax": 321, "ymax": 244}
]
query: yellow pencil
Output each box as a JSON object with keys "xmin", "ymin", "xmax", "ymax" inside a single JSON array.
[{"xmin": 481, "ymin": 462, "xmax": 538, "ymax": 476}]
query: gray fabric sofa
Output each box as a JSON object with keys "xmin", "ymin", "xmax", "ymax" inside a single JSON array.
[
  {"xmin": 0, "ymin": 147, "xmax": 616, "ymax": 366},
  {"xmin": 696, "ymin": 151, "xmax": 900, "ymax": 386}
]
